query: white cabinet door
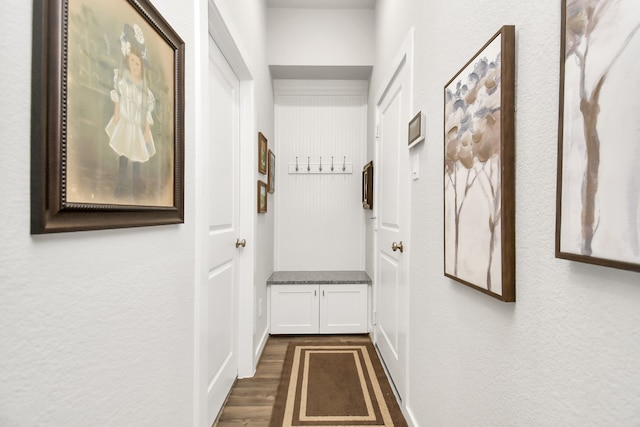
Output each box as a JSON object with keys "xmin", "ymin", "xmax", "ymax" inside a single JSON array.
[
  {"xmin": 320, "ymin": 284, "xmax": 368, "ymax": 334},
  {"xmin": 270, "ymin": 284, "xmax": 319, "ymax": 334},
  {"xmin": 270, "ymin": 284, "xmax": 369, "ymax": 334}
]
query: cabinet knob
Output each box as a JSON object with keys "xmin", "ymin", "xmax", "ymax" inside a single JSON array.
[
  {"xmin": 235, "ymin": 238, "xmax": 246, "ymax": 248},
  {"xmin": 391, "ymin": 241, "xmax": 404, "ymax": 253}
]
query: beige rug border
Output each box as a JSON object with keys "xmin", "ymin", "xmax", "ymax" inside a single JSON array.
[{"xmin": 269, "ymin": 340, "xmax": 408, "ymax": 427}]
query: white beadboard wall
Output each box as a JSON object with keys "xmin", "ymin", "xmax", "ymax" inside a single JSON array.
[{"xmin": 274, "ymin": 80, "xmax": 368, "ymax": 271}]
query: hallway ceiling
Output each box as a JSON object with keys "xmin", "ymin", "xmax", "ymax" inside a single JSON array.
[{"xmin": 266, "ymin": 0, "xmax": 376, "ymax": 9}]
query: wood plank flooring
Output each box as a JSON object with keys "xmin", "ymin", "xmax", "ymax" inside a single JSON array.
[{"xmin": 213, "ymin": 334, "xmax": 372, "ymax": 427}]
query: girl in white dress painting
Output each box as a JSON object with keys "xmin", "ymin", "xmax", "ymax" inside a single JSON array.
[{"xmin": 105, "ymin": 23, "xmax": 156, "ymax": 198}]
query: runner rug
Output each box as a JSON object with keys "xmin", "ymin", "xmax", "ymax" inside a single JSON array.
[{"xmin": 269, "ymin": 341, "xmax": 408, "ymax": 426}]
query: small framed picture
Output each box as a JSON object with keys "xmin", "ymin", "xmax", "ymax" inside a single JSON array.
[
  {"xmin": 258, "ymin": 132, "xmax": 268, "ymax": 175},
  {"xmin": 408, "ymin": 111, "xmax": 425, "ymax": 148},
  {"xmin": 268, "ymin": 149, "xmax": 275, "ymax": 193},
  {"xmin": 362, "ymin": 161, "xmax": 373, "ymax": 209},
  {"xmin": 257, "ymin": 180, "xmax": 268, "ymax": 213}
]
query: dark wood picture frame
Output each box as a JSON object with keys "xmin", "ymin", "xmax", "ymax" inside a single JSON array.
[
  {"xmin": 31, "ymin": 0, "xmax": 185, "ymax": 234},
  {"xmin": 268, "ymin": 149, "xmax": 275, "ymax": 193},
  {"xmin": 443, "ymin": 26, "xmax": 516, "ymax": 302},
  {"xmin": 556, "ymin": 0, "xmax": 640, "ymax": 273},
  {"xmin": 258, "ymin": 132, "xmax": 268, "ymax": 175},
  {"xmin": 257, "ymin": 180, "xmax": 268, "ymax": 213},
  {"xmin": 362, "ymin": 161, "xmax": 373, "ymax": 210}
]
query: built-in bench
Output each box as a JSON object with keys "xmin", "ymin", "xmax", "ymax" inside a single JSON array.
[{"xmin": 267, "ymin": 271, "xmax": 371, "ymax": 334}]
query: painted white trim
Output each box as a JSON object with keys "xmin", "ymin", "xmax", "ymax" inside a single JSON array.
[
  {"xmin": 237, "ymin": 79, "xmax": 256, "ymax": 378},
  {"xmin": 274, "ymin": 79, "xmax": 369, "ymax": 96},
  {"xmin": 372, "ymin": 26, "xmax": 414, "ymax": 413},
  {"xmin": 193, "ymin": 1, "xmax": 208, "ymax": 426},
  {"xmin": 207, "ymin": 0, "xmax": 257, "ymax": 379},
  {"xmin": 208, "ymin": 1, "xmax": 254, "ymax": 80},
  {"xmin": 195, "ymin": 1, "xmax": 258, "ymax": 425},
  {"xmin": 375, "ymin": 28, "xmax": 414, "ymax": 111}
]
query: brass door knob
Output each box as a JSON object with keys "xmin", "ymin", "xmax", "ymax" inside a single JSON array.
[
  {"xmin": 235, "ymin": 238, "xmax": 246, "ymax": 248},
  {"xmin": 391, "ymin": 241, "xmax": 403, "ymax": 253}
]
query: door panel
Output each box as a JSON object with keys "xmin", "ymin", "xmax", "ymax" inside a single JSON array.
[
  {"xmin": 320, "ymin": 284, "xmax": 368, "ymax": 334},
  {"xmin": 374, "ymin": 56, "xmax": 410, "ymax": 401},
  {"xmin": 377, "ymin": 253, "xmax": 399, "ymax": 358},
  {"xmin": 205, "ymin": 38, "xmax": 240, "ymax": 425},
  {"xmin": 270, "ymin": 285, "xmax": 319, "ymax": 334}
]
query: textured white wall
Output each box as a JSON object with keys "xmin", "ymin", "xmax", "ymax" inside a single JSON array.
[
  {"xmin": 0, "ymin": 0, "xmax": 197, "ymax": 426},
  {"xmin": 267, "ymin": 8, "xmax": 374, "ymax": 66},
  {"xmin": 274, "ymin": 80, "xmax": 367, "ymax": 271},
  {"xmin": 370, "ymin": 0, "xmax": 640, "ymax": 426}
]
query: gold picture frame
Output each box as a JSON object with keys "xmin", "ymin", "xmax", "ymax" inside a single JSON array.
[
  {"xmin": 258, "ymin": 132, "xmax": 268, "ymax": 175},
  {"xmin": 257, "ymin": 180, "xmax": 268, "ymax": 213}
]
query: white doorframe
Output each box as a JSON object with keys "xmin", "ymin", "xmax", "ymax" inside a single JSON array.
[
  {"xmin": 194, "ymin": 1, "xmax": 256, "ymax": 425},
  {"xmin": 207, "ymin": 0, "xmax": 256, "ymax": 378},
  {"xmin": 373, "ymin": 27, "xmax": 414, "ymax": 406}
]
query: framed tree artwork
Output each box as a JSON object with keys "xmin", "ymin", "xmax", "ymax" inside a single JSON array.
[
  {"xmin": 556, "ymin": 0, "xmax": 640, "ymax": 273},
  {"xmin": 31, "ymin": 0, "xmax": 185, "ymax": 233},
  {"xmin": 443, "ymin": 25, "xmax": 516, "ymax": 302}
]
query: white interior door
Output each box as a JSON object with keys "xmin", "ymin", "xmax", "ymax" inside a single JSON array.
[
  {"xmin": 204, "ymin": 38, "xmax": 241, "ymax": 425},
  {"xmin": 374, "ymin": 53, "xmax": 411, "ymax": 401}
]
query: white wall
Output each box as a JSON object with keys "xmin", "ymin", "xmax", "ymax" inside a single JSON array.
[
  {"xmin": 274, "ymin": 80, "xmax": 368, "ymax": 271},
  {"xmin": 267, "ymin": 8, "xmax": 374, "ymax": 66},
  {"xmin": 0, "ymin": 0, "xmax": 197, "ymax": 425},
  {"xmin": 370, "ymin": 0, "xmax": 640, "ymax": 426}
]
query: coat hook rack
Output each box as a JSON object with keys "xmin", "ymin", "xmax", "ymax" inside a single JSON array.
[{"xmin": 288, "ymin": 155, "xmax": 353, "ymax": 174}]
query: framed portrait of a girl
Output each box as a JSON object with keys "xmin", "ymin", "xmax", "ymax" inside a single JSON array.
[{"xmin": 31, "ymin": 0, "xmax": 185, "ymax": 233}]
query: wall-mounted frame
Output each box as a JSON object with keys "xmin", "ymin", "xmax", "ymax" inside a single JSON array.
[
  {"xmin": 556, "ymin": 0, "xmax": 640, "ymax": 273},
  {"xmin": 257, "ymin": 180, "xmax": 268, "ymax": 213},
  {"xmin": 443, "ymin": 25, "xmax": 516, "ymax": 302},
  {"xmin": 362, "ymin": 161, "xmax": 373, "ymax": 210},
  {"xmin": 268, "ymin": 149, "xmax": 275, "ymax": 193},
  {"xmin": 30, "ymin": 0, "xmax": 185, "ymax": 234},
  {"xmin": 258, "ymin": 132, "xmax": 268, "ymax": 175},
  {"xmin": 408, "ymin": 111, "xmax": 426, "ymax": 148}
]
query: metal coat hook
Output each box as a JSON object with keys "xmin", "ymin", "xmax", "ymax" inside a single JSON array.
[{"xmin": 287, "ymin": 156, "xmax": 351, "ymax": 174}]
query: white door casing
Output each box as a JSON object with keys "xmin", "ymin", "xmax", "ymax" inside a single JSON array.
[
  {"xmin": 373, "ymin": 29, "xmax": 414, "ymax": 402},
  {"xmin": 204, "ymin": 38, "xmax": 241, "ymax": 426},
  {"xmin": 196, "ymin": 2, "xmax": 256, "ymax": 426}
]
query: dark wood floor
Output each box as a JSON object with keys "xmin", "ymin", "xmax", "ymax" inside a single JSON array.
[{"xmin": 213, "ymin": 334, "xmax": 372, "ymax": 427}]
